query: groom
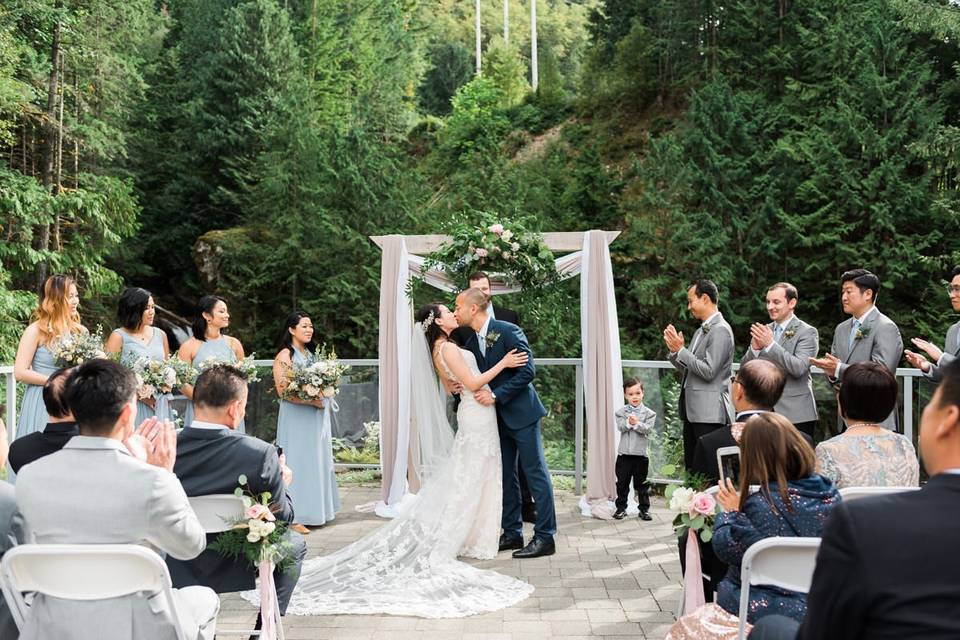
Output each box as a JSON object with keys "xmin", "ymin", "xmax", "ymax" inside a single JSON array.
[{"xmin": 455, "ymin": 288, "xmax": 557, "ymax": 558}]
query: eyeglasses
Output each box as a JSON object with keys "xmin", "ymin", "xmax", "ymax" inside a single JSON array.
[
  {"xmin": 948, "ymin": 285, "xmax": 960, "ymax": 295},
  {"xmin": 730, "ymin": 375, "xmax": 740, "ymax": 385}
]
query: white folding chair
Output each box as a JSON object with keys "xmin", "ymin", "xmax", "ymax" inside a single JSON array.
[
  {"xmin": 0, "ymin": 544, "xmax": 189, "ymax": 640},
  {"xmin": 188, "ymin": 494, "xmax": 285, "ymax": 640},
  {"xmin": 838, "ymin": 485, "xmax": 920, "ymax": 501},
  {"xmin": 737, "ymin": 537, "xmax": 821, "ymax": 640}
]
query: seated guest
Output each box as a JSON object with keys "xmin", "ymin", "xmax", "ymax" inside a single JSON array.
[
  {"xmin": 815, "ymin": 362, "xmax": 918, "ymax": 488},
  {"xmin": 8, "ymin": 367, "xmax": 80, "ymax": 473},
  {"xmin": 750, "ymin": 358, "xmax": 960, "ymax": 640},
  {"xmin": 16, "ymin": 359, "xmax": 218, "ymax": 640},
  {"xmin": 667, "ymin": 413, "xmax": 839, "ymax": 640},
  {"xmin": 168, "ymin": 364, "xmax": 307, "ymax": 631},
  {"xmin": 0, "ymin": 415, "xmax": 28, "ymax": 640}
]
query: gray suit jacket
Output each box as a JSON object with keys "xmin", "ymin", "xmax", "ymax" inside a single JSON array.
[
  {"xmin": 926, "ymin": 320, "xmax": 960, "ymax": 383},
  {"xmin": 668, "ymin": 313, "xmax": 735, "ymax": 425},
  {"xmin": 830, "ymin": 308, "xmax": 903, "ymax": 429},
  {"xmin": 15, "ymin": 437, "xmax": 210, "ymax": 640},
  {"xmin": 0, "ymin": 480, "xmax": 26, "ymax": 639},
  {"xmin": 741, "ymin": 316, "xmax": 819, "ymax": 424}
]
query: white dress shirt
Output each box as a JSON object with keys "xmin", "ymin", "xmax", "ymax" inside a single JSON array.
[
  {"xmin": 477, "ymin": 315, "xmax": 493, "ymax": 357},
  {"xmin": 189, "ymin": 419, "xmax": 228, "ymax": 431}
]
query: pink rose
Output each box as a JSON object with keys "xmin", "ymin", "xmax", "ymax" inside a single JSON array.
[
  {"xmin": 488, "ymin": 223, "xmax": 505, "ymax": 235},
  {"xmin": 691, "ymin": 493, "xmax": 717, "ymax": 517},
  {"xmin": 475, "ymin": 248, "xmax": 488, "ymax": 258},
  {"xmin": 246, "ymin": 504, "xmax": 276, "ymax": 521}
]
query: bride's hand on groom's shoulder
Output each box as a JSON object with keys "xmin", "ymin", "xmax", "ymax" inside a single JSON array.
[{"xmin": 502, "ymin": 349, "xmax": 529, "ymax": 369}]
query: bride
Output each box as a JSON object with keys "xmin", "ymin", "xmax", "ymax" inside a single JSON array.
[{"xmin": 255, "ymin": 302, "xmax": 536, "ymax": 618}]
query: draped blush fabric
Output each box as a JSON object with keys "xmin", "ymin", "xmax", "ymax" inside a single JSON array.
[
  {"xmin": 580, "ymin": 230, "xmax": 623, "ymax": 514},
  {"xmin": 377, "ymin": 236, "xmax": 412, "ymax": 511}
]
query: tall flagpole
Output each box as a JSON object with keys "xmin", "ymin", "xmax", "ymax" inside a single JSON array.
[
  {"xmin": 530, "ymin": 0, "xmax": 538, "ymax": 90},
  {"xmin": 475, "ymin": 0, "xmax": 482, "ymax": 74}
]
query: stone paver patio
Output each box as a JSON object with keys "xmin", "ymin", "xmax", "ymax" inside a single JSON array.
[{"xmin": 217, "ymin": 485, "xmax": 682, "ymax": 639}]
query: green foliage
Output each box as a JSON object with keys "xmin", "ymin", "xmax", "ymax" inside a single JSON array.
[
  {"xmin": 419, "ymin": 41, "xmax": 474, "ymax": 116},
  {"xmin": 484, "ymin": 36, "xmax": 528, "ymax": 108}
]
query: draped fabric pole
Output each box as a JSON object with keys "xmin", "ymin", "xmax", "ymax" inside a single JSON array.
[
  {"xmin": 580, "ymin": 230, "xmax": 622, "ymax": 516},
  {"xmin": 377, "ymin": 236, "xmax": 412, "ymax": 512}
]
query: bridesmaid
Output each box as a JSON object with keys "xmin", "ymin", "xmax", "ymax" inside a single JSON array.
[
  {"xmin": 104, "ymin": 287, "xmax": 171, "ymax": 425},
  {"xmin": 13, "ymin": 275, "xmax": 85, "ymax": 441},
  {"xmin": 178, "ymin": 295, "xmax": 247, "ymax": 433},
  {"xmin": 273, "ymin": 311, "xmax": 340, "ymax": 530}
]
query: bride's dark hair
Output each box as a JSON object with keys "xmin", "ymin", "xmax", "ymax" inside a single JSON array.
[{"xmin": 415, "ymin": 303, "xmax": 448, "ymax": 354}]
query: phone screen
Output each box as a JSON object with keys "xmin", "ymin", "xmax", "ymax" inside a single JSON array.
[{"xmin": 717, "ymin": 446, "xmax": 741, "ymax": 485}]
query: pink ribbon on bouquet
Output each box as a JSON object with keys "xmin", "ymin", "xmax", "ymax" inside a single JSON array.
[
  {"xmin": 258, "ymin": 560, "xmax": 277, "ymax": 640},
  {"xmin": 683, "ymin": 528, "xmax": 706, "ymax": 613}
]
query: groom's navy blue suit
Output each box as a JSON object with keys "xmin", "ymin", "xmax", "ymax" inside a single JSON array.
[{"xmin": 467, "ymin": 318, "xmax": 557, "ymax": 542}]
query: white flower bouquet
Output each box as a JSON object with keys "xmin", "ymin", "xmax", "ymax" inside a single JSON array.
[
  {"xmin": 282, "ymin": 348, "xmax": 349, "ymax": 402},
  {"xmin": 50, "ymin": 327, "xmax": 108, "ymax": 367},
  {"xmin": 197, "ymin": 353, "xmax": 262, "ymax": 383},
  {"xmin": 129, "ymin": 355, "xmax": 197, "ymax": 399}
]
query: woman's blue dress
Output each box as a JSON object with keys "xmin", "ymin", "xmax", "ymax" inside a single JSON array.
[
  {"xmin": 183, "ymin": 336, "xmax": 246, "ymax": 434},
  {"xmin": 115, "ymin": 328, "xmax": 172, "ymax": 425}
]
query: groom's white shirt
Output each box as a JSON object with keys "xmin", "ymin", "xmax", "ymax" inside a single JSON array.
[{"xmin": 478, "ymin": 314, "xmax": 492, "ymax": 357}]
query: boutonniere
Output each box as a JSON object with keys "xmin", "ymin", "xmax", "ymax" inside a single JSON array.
[
  {"xmin": 701, "ymin": 323, "xmax": 711, "ymax": 335},
  {"xmin": 782, "ymin": 330, "xmax": 796, "ymax": 340},
  {"xmin": 485, "ymin": 331, "xmax": 501, "ymax": 348},
  {"xmin": 855, "ymin": 326, "xmax": 871, "ymax": 340}
]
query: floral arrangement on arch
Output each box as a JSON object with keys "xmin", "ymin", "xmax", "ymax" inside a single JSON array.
[{"xmin": 414, "ymin": 212, "xmax": 559, "ymax": 293}]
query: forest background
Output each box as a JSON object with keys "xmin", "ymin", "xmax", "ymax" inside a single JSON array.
[{"xmin": 2, "ymin": 0, "xmax": 960, "ymax": 466}]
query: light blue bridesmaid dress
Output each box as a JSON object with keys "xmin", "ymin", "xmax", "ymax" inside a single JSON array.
[
  {"xmin": 115, "ymin": 328, "xmax": 172, "ymax": 425},
  {"xmin": 276, "ymin": 347, "xmax": 340, "ymax": 525},
  {"xmin": 9, "ymin": 342, "xmax": 60, "ymax": 482},
  {"xmin": 183, "ymin": 336, "xmax": 246, "ymax": 434}
]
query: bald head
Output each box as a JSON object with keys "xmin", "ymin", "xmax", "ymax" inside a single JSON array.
[
  {"xmin": 735, "ymin": 360, "xmax": 786, "ymax": 412},
  {"xmin": 460, "ymin": 287, "xmax": 489, "ymax": 308}
]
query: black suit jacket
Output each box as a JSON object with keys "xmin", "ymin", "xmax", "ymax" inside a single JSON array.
[
  {"xmin": 797, "ymin": 473, "xmax": 960, "ymax": 640},
  {"xmin": 451, "ymin": 304, "xmax": 520, "ymax": 346},
  {"xmin": 691, "ymin": 411, "xmax": 812, "ymax": 485},
  {"xmin": 167, "ymin": 426, "xmax": 294, "ymax": 593},
  {"xmin": 8, "ymin": 422, "xmax": 79, "ymax": 474}
]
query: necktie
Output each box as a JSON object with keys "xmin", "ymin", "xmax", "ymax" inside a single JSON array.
[
  {"xmin": 848, "ymin": 319, "xmax": 861, "ymax": 350},
  {"xmin": 477, "ymin": 331, "xmax": 486, "ymax": 357},
  {"xmin": 773, "ymin": 325, "xmax": 783, "ymax": 343}
]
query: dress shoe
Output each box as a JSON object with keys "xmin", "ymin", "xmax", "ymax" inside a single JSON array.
[
  {"xmin": 291, "ymin": 523, "xmax": 311, "ymax": 535},
  {"xmin": 499, "ymin": 533, "xmax": 524, "ymax": 552},
  {"xmin": 613, "ymin": 509, "xmax": 627, "ymax": 520},
  {"xmin": 638, "ymin": 510, "xmax": 652, "ymax": 521},
  {"xmin": 521, "ymin": 503, "xmax": 538, "ymax": 524},
  {"xmin": 512, "ymin": 537, "xmax": 556, "ymax": 559}
]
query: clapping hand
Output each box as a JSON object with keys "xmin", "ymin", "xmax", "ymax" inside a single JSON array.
[
  {"xmin": 809, "ymin": 352, "xmax": 841, "ymax": 378},
  {"xmin": 663, "ymin": 324, "xmax": 685, "ymax": 354},
  {"xmin": 904, "ymin": 350, "xmax": 931, "ymax": 373},
  {"xmin": 717, "ymin": 478, "xmax": 740, "ymax": 512},
  {"xmin": 910, "ymin": 338, "xmax": 943, "ymax": 363},
  {"xmin": 750, "ymin": 323, "xmax": 774, "ymax": 350},
  {"xmin": 125, "ymin": 418, "xmax": 177, "ymax": 471}
]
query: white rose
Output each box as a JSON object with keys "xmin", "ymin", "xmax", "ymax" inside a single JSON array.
[
  {"xmin": 164, "ymin": 368, "xmax": 178, "ymax": 386},
  {"xmin": 511, "ymin": 242, "xmax": 520, "ymax": 251},
  {"xmin": 669, "ymin": 487, "xmax": 696, "ymax": 514},
  {"xmin": 502, "ymin": 251, "xmax": 511, "ymax": 259},
  {"xmin": 261, "ymin": 521, "xmax": 276, "ymax": 535},
  {"xmin": 247, "ymin": 531, "xmax": 261, "ymax": 543},
  {"xmin": 138, "ymin": 384, "xmax": 156, "ymax": 400},
  {"xmin": 323, "ymin": 386, "xmax": 336, "ymax": 398},
  {"xmin": 304, "ymin": 384, "xmax": 320, "ymax": 397},
  {"xmin": 501, "ymin": 230, "xmax": 513, "ymax": 241}
]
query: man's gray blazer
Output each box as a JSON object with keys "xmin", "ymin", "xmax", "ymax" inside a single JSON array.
[
  {"xmin": 0, "ymin": 480, "xmax": 26, "ymax": 639},
  {"xmin": 830, "ymin": 307, "xmax": 903, "ymax": 429},
  {"xmin": 926, "ymin": 320, "xmax": 960, "ymax": 383},
  {"xmin": 15, "ymin": 436, "xmax": 218, "ymax": 640},
  {"xmin": 741, "ymin": 316, "xmax": 819, "ymax": 424},
  {"xmin": 668, "ymin": 313, "xmax": 735, "ymax": 425}
]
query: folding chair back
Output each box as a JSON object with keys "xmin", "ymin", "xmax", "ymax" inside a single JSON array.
[
  {"xmin": 838, "ymin": 485, "xmax": 920, "ymax": 501},
  {"xmin": 188, "ymin": 494, "xmax": 247, "ymax": 533}
]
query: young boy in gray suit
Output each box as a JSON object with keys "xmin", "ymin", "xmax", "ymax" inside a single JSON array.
[{"xmin": 613, "ymin": 378, "xmax": 657, "ymax": 521}]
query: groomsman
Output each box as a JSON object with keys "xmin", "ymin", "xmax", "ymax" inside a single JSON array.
[
  {"xmin": 664, "ymin": 279, "xmax": 735, "ymax": 471},
  {"xmin": 450, "ymin": 271, "xmax": 535, "ymax": 523},
  {"xmin": 905, "ymin": 265, "xmax": 960, "ymax": 382},
  {"xmin": 741, "ymin": 282, "xmax": 820, "ymax": 439},
  {"xmin": 811, "ymin": 269, "xmax": 903, "ymax": 430}
]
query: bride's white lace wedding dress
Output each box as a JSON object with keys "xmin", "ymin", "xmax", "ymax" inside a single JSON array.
[{"xmin": 246, "ymin": 344, "xmax": 534, "ymax": 618}]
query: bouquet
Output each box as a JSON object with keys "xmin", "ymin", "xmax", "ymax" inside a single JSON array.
[
  {"xmin": 282, "ymin": 348, "xmax": 349, "ymax": 402},
  {"xmin": 49, "ymin": 327, "xmax": 108, "ymax": 366},
  {"xmin": 208, "ymin": 475, "xmax": 295, "ymax": 571},
  {"xmin": 128, "ymin": 355, "xmax": 197, "ymax": 399},
  {"xmin": 197, "ymin": 353, "xmax": 262, "ymax": 383},
  {"xmin": 665, "ymin": 483, "xmax": 721, "ymax": 543}
]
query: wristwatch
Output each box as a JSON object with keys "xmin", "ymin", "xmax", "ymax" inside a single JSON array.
[{"xmin": 490, "ymin": 392, "xmax": 497, "ymax": 400}]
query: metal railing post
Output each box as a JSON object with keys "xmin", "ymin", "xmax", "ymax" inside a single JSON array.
[
  {"xmin": 902, "ymin": 372, "xmax": 914, "ymax": 444},
  {"xmin": 574, "ymin": 362, "xmax": 584, "ymax": 495},
  {"xmin": 4, "ymin": 371, "xmax": 16, "ymax": 440}
]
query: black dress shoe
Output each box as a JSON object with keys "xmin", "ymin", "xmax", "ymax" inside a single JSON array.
[
  {"xmin": 521, "ymin": 504, "xmax": 538, "ymax": 524},
  {"xmin": 499, "ymin": 533, "xmax": 524, "ymax": 552},
  {"xmin": 639, "ymin": 510, "xmax": 653, "ymax": 521},
  {"xmin": 512, "ymin": 537, "xmax": 556, "ymax": 559},
  {"xmin": 613, "ymin": 509, "xmax": 627, "ymax": 520}
]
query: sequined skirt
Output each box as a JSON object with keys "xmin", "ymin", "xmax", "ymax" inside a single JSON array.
[{"xmin": 665, "ymin": 603, "xmax": 750, "ymax": 640}]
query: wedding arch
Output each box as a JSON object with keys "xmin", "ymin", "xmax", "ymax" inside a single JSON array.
[{"xmin": 370, "ymin": 229, "xmax": 622, "ymax": 518}]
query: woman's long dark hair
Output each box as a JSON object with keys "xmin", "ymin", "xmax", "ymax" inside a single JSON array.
[
  {"xmin": 192, "ymin": 295, "xmax": 228, "ymax": 341},
  {"xmin": 277, "ymin": 310, "xmax": 317, "ymax": 357},
  {"xmin": 116, "ymin": 287, "xmax": 152, "ymax": 331},
  {"xmin": 415, "ymin": 303, "xmax": 448, "ymax": 355}
]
